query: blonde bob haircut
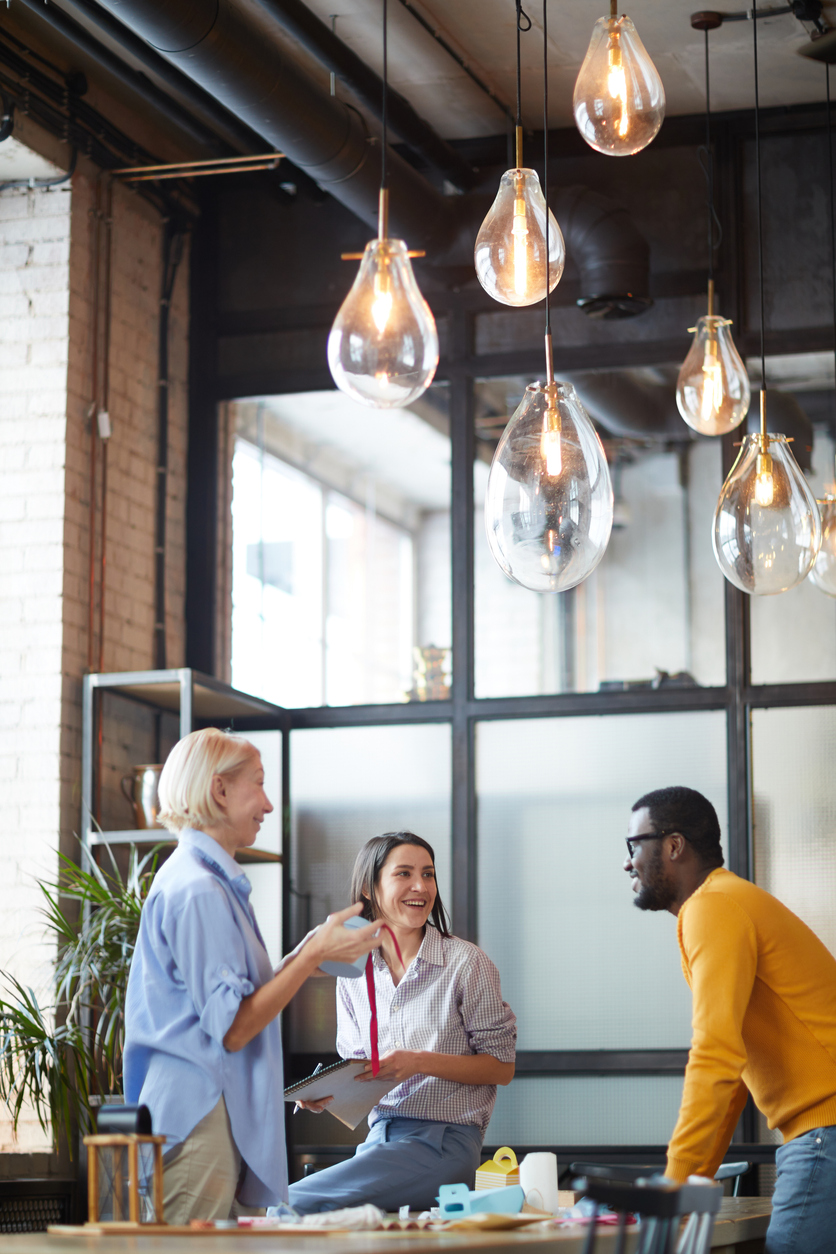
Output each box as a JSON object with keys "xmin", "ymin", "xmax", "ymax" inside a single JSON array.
[{"xmin": 157, "ymin": 727, "xmax": 257, "ymax": 834}]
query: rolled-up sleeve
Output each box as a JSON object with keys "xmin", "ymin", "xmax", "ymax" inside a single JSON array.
[
  {"xmin": 161, "ymin": 884, "xmax": 255, "ymax": 1046},
  {"xmin": 458, "ymin": 950, "xmax": 517, "ymax": 1063}
]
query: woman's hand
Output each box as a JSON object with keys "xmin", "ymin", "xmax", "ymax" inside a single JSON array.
[
  {"xmin": 294, "ymin": 1096, "xmax": 334, "ymax": 1114},
  {"xmin": 309, "ymin": 904, "xmax": 383, "ymax": 970},
  {"xmin": 356, "ymin": 1051, "xmax": 514, "ymax": 1087},
  {"xmin": 223, "ymin": 906, "xmax": 380, "ymax": 1052},
  {"xmin": 356, "ymin": 1050, "xmax": 421, "ymax": 1084}
]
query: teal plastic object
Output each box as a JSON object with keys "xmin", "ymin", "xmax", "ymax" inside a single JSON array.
[{"xmin": 437, "ymin": 1183, "xmax": 525, "ymax": 1217}]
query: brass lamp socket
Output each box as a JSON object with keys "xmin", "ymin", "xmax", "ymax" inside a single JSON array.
[{"xmin": 756, "ymin": 450, "xmax": 773, "ymax": 478}]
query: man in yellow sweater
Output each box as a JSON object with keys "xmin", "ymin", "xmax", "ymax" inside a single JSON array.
[{"xmin": 626, "ymin": 785, "xmax": 836, "ymax": 1254}]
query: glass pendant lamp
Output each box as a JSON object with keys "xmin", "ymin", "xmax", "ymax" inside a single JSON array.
[
  {"xmin": 676, "ymin": 24, "xmax": 749, "ymax": 436},
  {"xmin": 327, "ymin": 1, "xmax": 438, "ymax": 408},
  {"xmin": 484, "ymin": 0, "xmax": 613, "ymax": 594},
  {"xmin": 676, "ymin": 282, "xmax": 750, "ymax": 436},
  {"xmin": 474, "ymin": 0, "xmax": 564, "ymax": 306},
  {"xmin": 713, "ymin": 395, "xmax": 821, "ymax": 596},
  {"xmin": 328, "ymin": 189, "xmax": 439, "ymax": 408},
  {"xmin": 475, "ymin": 163, "xmax": 565, "ymax": 307},
  {"xmin": 809, "ymin": 496, "xmax": 836, "ymax": 595},
  {"xmin": 573, "ymin": 1, "xmax": 665, "ymax": 157},
  {"xmin": 712, "ymin": 1, "xmax": 820, "ymax": 595},
  {"xmin": 810, "ymin": 68, "xmax": 836, "ymax": 598},
  {"xmin": 485, "ymin": 373, "xmax": 614, "ymax": 593}
]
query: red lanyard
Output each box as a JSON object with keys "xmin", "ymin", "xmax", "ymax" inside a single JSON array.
[{"xmin": 364, "ymin": 925, "xmax": 405, "ymax": 1076}]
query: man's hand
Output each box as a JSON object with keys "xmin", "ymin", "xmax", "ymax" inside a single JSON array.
[{"xmin": 356, "ymin": 1051, "xmax": 421, "ymax": 1084}]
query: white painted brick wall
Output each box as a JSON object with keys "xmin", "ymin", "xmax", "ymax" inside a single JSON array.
[
  {"xmin": 0, "ymin": 182, "xmax": 71, "ymax": 1155},
  {"xmin": 0, "ymin": 158, "xmax": 190, "ymax": 1164}
]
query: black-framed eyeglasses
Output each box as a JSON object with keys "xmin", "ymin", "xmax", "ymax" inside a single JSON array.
[{"xmin": 625, "ymin": 830, "xmax": 680, "ymax": 859}]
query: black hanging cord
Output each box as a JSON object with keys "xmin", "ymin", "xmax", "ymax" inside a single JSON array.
[
  {"xmin": 542, "ymin": 0, "xmax": 550, "ymax": 341},
  {"xmin": 515, "ymin": 0, "xmax": 531, "ymax": 131},
  {"xmin": 753, "ymin": 0, "xmax": 767, "ymax": 391},
  {"xmin": 828, "ymin": 65, "xmax": 836, "ymax": 431},
  {"xmin": 381, "ymin": 0, "xmax": 388, "ymax": 191},
  {"xmin": 700, "ymin": 29, "xmax": 723, "ymax": 283}
]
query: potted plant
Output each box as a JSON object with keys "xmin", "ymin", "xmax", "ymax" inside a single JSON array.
[{"xmin": 0, "ymin": 842, "xmax": 161, "ymax": 1153}]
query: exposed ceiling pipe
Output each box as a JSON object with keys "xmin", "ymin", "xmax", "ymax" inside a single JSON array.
[
  {"xmin": 254, "ymin": 0, "xmax": 478, "ymax": 191},
  {"xmin": 92, "ymin": 0, "xmax": 453, "ymax": 250},
  {"xmin": 562, "ymin": 370, "xmax": 687, "ymax": 438},
  {"xmin": 558, "ymin": 187, "xmax": 653, "ymax": 319},
  {"xmin": 80, "ymin": 0, "xmax": 651, "ymax": 311},
  {"xmin": 15, "ymin": 0, "xmax": 248, "ymax": 155}
]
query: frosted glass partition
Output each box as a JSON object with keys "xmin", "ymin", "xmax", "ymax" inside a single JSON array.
[
  {"xmin": 244, "ymin": 730, "xmax": 282, "ymax": 967},
  {"xmin": 751, "ymin": 429, "xmax": 836, "ymax": 684},
  {"xmin": 752, "ymin": 706, "xmax": 836, "ymax": 957},
  {"xmin": 288, "ymin": 723, "xmax": 451, "ymax": 1053},
  {"xmin": 477, "ymin": 712, "xmax": 728, "ymax": 1050},
  {"xmin": 486, "ymin": 1075, "xmax": 685, "ymax": 1148},
  {"xmin": 474, "ymin": 377, "xmax": 725, "ymax": 698}
]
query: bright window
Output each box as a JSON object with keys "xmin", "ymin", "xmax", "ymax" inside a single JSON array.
[{"xmin": 231, "ymin": 437, "xmax": 415, "ymax": 707}]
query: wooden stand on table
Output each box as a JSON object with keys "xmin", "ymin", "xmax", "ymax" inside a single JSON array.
[{"xmin": 84, "ymin": 1132, "xmax": 167, "ymax": 1228}]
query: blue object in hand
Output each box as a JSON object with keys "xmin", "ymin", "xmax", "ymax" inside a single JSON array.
[
  {"xmin": 318, "ymin": 914, "xmax": 371, "ymax": 979},
  {"xmin": 437, "ymin": 1183, "xmax": 525, "ymax": 1218}
]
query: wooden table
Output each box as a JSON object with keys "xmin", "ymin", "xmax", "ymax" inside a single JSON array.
[{"xmin": 9, "ymin": 1198, "xmax": 772, "ymax": 1254}]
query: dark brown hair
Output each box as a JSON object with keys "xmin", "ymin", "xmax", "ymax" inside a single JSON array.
[{"xmin": 350, "ymin": 832, "xmax": 451, "ymax": 937}]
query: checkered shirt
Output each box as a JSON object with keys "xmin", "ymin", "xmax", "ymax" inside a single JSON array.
[{"xmin": 336, "ymin": 927, "xmax": 516, "ymax": 1134}]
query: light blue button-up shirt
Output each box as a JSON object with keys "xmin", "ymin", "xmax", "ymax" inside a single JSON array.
[{"xmin": 124, "ymin": 827, "xmax": 287, "ymax": 1206}]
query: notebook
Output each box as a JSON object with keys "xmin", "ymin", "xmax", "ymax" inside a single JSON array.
[{"xmin": 284, "ymin": 1059, "xmax": 397, "ymax": 1130}]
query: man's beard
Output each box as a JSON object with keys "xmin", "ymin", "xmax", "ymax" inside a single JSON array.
[{"xmin": 633, "ymin": 846, "xmax": 677, "ymax": 912}]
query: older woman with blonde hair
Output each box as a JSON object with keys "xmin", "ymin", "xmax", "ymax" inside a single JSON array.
[{"xmin": 124, "ymin": 727, "xmax": 381, "ymax": 1224}]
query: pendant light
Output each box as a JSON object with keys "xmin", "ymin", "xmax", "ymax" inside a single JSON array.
[
  {"xmin": 712, "ymin": 1, "xmax": 821, "ymax": 596},
  {"xmin": 676, "ymin": 21, "xmax": 750, "ymax": 436},
  {"xmin": 327, "ymin": 0, "xmax": 438, "ymax": 408},
  {"xmin": 485, "ymin": 0, "xmax": 614, "ymax": 594},
  {"xmin": 474, "ymin": 0, "xmax": 565, "ymax": 307},
  {"xmin": 810, "ymin": 496, "xmax": 836, "ymax": 595},
  {"xmin": 573, "ymin": 0, "xmax": 665, "ymax": 157},
  {"xmin": 810, "ymin": 64, "xmax": 836, "ymax": 597}
]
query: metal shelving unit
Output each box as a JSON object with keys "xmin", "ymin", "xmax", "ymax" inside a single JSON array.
[{"xmin": 80, "ymin": 668, "xmax": 285, "ymax": 862}]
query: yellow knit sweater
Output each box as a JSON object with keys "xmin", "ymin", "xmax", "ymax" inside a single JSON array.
[{"xmin": 666, "ymin": 867, "xmax": 836, "ymax": 1182}]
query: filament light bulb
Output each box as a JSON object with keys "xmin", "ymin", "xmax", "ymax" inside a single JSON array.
[
  {"xmin": 485, "ymin": 381, "xmax": 613, "ymax": 593},
  {"xmin": 540, "ymin": 392, "xmax": 563, "ymax": 476},
  {"xmin": 372, "ymin": 269, "xmax": 393, "ymax": 333},
  {"xmin": 328, "ymin": 238, "xmax": 439, "ymax": 409},
  {"xmin": 541, "ymin": 427, "xmax": 562, "ymax": 477},
  {"xmin": 573, "ymin": 15, "xmax": 665, "ymax": 157},
  {"xmin": 475, "ymin": 169, "xmax": 565, "ymax": 307},
  {"xmin": 676, "ymin": 315, "xmax": 750, "ymax": 436},
  {"xmin": 512, "ymin": 187, "xmax": 529, "ymax": 296},
  {"xmin": 754, "ymin": 450, "xmax": 774, "ymax": 507},
  {"xmin": 713, "ymin": 433, "xmax": 821, "ymax": 595},
  {"xmin": 608, "ymin": 35, "xmax": 629, "ymax": 136}
]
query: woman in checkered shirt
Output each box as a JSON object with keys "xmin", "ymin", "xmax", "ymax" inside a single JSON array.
[{"xmin": 287, "ymin": 831, "xmax": 517, "ymax": 1215}]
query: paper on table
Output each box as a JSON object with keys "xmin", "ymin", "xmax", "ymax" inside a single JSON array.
[{"xmin": 284, "ymin": 1059, "xmax": 396, "ymax": 1130}]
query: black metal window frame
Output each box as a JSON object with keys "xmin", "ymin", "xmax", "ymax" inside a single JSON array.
[
  {"xmin": 186, "ymin": 106, "xmax": 836, "ymax": 1166},
  {"xmin": 274, "ymin": 321, "xmax": 836, "ymax": 1153}
]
